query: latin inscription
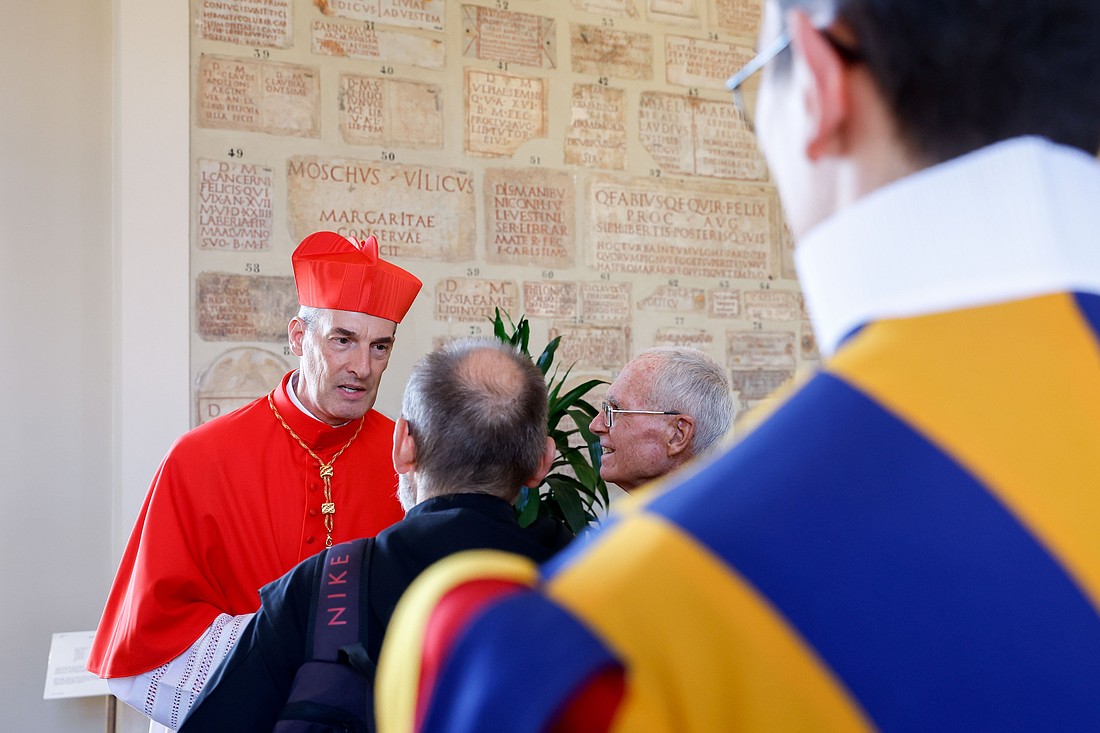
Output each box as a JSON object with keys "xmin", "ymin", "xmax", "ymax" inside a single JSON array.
[
  {"xmin": 311, "ymin": 19, "xmax": 445, "ymax": 68},
  {"xmin": 524, "ymin": 281, "xmax": 578, "ymax": 319},
  {"xmin": 565, "ymin": 83, "xmax": 627, "ymax": 170},
  {"xmin": 570, "ymin": 24, "xmax": 653, "ymax": 80},
  {"xmin": 197, "ymin": 0, "xmax": 292, "ymax": 48},
  {"xmin": 654, "ymin": 327, "xmax": 714, "ymax": 351},
  {"xmin": 639, "ymin": 92, "xmax": 766, "ymax": 180},
  {"xmin": 339, "ymin": 74, "xmax": 443, "ymax": 148},
  {"xmin": 314, "ymin": 0, "xmax": 445, "ymax": 32},
  {"xmin": 588, "ymin": 175, "xmax": 776, "ymax": 278},
  {"xmin": 666, "ymin": 35, "xmax": 753, "ymax": 91},
  {"xmin": 485, "ymin": 168, "xmax": 574, "ymax": 268},
  {"xmin": 638, "ymin": 285, "xmax": 706, "ymax": 312},
  {"xmin": 571, "ymin": 0, "xmax": 639, "ymax": 16},
  {"xmin": 287, "ymin": 156, "xmax": 475, "ymax": 261},
  {"xmin": 743, "ymin": 290, "xmax": 802, "ymax": 321},
  {"xmin": 579, "ymin": 281, "xmax": 632, "ymax": 323},
  {"xmin": 550, "ymin": 323, "xmax": 630, "ymax": 371},
  {"xmin": 462, "ymin": 5, "xmax": 556, "ymax": 69},
  {"xmin": 466, "ymin": 70, "xmax": 548, "ymax": 157},
  {"xmin": 435, "ymin": 277, "xmax": 520, "ymax": 322},
  {"xmin": 197, "ymin": 159, "xmax": 274, "ymax": 251},
  {"xmin": 713, "ymin": 0, "xmax": 762, "ymax": 38},
  {"xmin": 728, "ymin": 369, "xmax": 793, "ymax": 401},
  {"xmin": 198, "ymin": 55, "xmax": 320, "ymax": 137},
  {"xmin": 195, "ymin": 272, "xmax": 297, "ymax": 342},
  {"xmin": 708, "ymin": 288, "xmax": 741, "ymax": 318},
  {"xmin": 727, "ymin": 330, "xmax": 796, "ymax": 369},
  {"xmin": 648, "ymin": 0, "xmax": 701, "ymax": 27}
]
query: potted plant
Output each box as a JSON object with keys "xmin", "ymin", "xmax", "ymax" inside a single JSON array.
[{"xmin": 490, "ymin": 309, "xmax": 610, "ymax": 535}]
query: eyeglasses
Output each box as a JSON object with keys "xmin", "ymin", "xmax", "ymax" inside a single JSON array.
[
  {"xmin": 600, "ymin": 400, "xmax": 682, "ymax": 429},
  {"xmin": 727, "ymin": 31, "xmax": 792, "ymax": 132},
  {"xmin": 726, "ymin": 27, "xmax": 863, "ymax": 133}
]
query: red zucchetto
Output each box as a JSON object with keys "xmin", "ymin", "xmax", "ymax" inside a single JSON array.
[{"xmin": 292, "ymin": 231, "xmax": 422, "ymax": 323}]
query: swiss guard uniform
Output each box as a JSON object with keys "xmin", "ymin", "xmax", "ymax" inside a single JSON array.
[{"xmin": 377, "ymin": 138, "xmax": 1100, "ymax": 733}]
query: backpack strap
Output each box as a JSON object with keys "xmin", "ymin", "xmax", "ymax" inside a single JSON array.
[{"xmin": 311, "ymin": 538, "xmax": 371, "ymax": 662}]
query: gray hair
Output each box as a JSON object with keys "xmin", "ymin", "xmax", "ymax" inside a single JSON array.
[
  {"xmin": 295, "ymin": 305, "xmax": 397, "ymax": 336},
  {"xmin": 641, "ymin": 347, "xmax": 734, "ymax": 455},
  {"xmin": 401, "ymin": 337, "xmax": 548, "ymax": 500},
  {"xmin": 296, "ymin": 305, "xmax": 325, "ymax": 331}
]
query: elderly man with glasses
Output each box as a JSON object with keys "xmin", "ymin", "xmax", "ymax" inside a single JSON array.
[
  {"xmin": 377, "ymin": 0, "xmax": 1100, "ymax": 730},
  {"xmin": 590, "ymin": 347, "xmax": 734, "ymax": 494}
]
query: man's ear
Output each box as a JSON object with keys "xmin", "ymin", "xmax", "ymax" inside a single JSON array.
[
  {"xmin": 392, "ymin": 417, "xmax": 417, "ymax": 474},
  {"xmin": 523, "ymin": 436, "xmax": 557, "ymax": 488},
  {"xmin": 666, "ymin": 415, "xmax": 696, "ymax": 459},
  {"xmin": 288, "ymin": 317, "xmax": 306, "ymax": 357},
  {"xmin": 789, "ymin": 9, "xmax": 852, "ymax": 161}
]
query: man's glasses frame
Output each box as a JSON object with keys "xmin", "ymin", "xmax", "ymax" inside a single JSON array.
[
  {"xmin": 601, "ymin": 400, "xmax": 682, "ymax": 429},
  {"xmin": 726, "ymin": 26, "xmax": 863, "ymax": 132}
]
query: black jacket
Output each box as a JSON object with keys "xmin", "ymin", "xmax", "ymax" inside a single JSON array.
[{"xmin": 180, "ymin": 493, "xmax": 572, "ymax": 732}]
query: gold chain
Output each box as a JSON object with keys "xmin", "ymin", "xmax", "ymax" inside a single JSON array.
[{"xmin": 268, "ymin": 394, "xmax": 365, "ymax": 547}]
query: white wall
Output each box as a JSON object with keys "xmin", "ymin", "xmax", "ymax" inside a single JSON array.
[
  {"xmin": 0, "ymin": 1, "xmax": 188, "ymax": 730},
  {"xmin": 0, "ymin": 0, "xmax": 114, "ymax": 729}
]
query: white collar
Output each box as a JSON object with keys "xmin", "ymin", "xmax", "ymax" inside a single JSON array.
[
  {"xmin": 795, "ymin": 137, "xmax": 1100, "ymax": 356},
  {"xmin": 287, "ymin": 370, "xmax": 338, "ymax": 425}
]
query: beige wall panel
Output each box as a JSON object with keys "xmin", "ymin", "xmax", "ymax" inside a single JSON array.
[
  {"xmin": 654, "ymin": 327, "xmax": 716, "ymax": 352},
  {"xmin": 570, "ymin": 24, "xmax": 654, "ymax": 79},
  {"xmin": 462, "ymin": 6, "xmax": 557, "ymax": 69},
  {"xmin": 196, "ymin": 347, "xmax": 293, "ymax": 424},
  {"xmin": 312, "ymin": 19, "xmax": 445, "ymax": 67}
]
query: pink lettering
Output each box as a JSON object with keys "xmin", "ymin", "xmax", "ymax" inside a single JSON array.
[{"xmin": 327, "ymin": 606, "xmax": 348, "ymax": 626}]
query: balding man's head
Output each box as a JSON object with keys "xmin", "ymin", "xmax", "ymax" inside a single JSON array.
[{"xmin": 398, "ymin": 338, "xmax": 549, "ymax": 503}]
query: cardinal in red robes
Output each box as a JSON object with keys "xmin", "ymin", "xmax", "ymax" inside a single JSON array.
[{"xmin": 88, "ymin": 231, "xmax": 422, "ymax": 731}]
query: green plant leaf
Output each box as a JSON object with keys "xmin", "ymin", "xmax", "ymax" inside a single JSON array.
[
  {"xmin": 516, "ymin": 315, "xmax": 530, "ymax": 353},
  {"xmin": 553, "ymin": 379, "xmax": 608, "ymax": 410},
  {"xmin": 547, "ymin": 475, "xmax": 594, "ymax": 534},
  {"xmin": 490, "ymin": 307, "xmax": 508, "ymax": 341},
  {"xmin": 515, "ymin": 485, "xmax": 540, "ymax": 528},
  {"xmin": 549, "ymin": 380, "xmax": 606, "ymax": 432},
  {"xmin": 587, "ymin": 444, "xmax": 609, "ymax": 507},
  {"xmin": 561, "ymin": 451, "xmax": 600, "ymax": 490},
  {"xmin": 568, "ymin": 408, "xmax": 600, "ymax": 442},
  {"xmin": 534, "ymin": 336, "xmax": 562, "ymax": 375}
]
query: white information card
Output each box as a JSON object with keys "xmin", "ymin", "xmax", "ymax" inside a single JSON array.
[{"xmin": 43, "ymin": 630, "xmax": 110, "ymax": 699}]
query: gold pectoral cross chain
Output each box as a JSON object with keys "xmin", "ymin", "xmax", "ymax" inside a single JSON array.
[{"xmin": 269, "ymin": 394, "xmax": 365, "ymax": 547}]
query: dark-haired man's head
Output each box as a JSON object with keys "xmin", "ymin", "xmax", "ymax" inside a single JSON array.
[{"xmin": 746, "ymin": 0, "xmax": 1100, "ymax": 237}]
